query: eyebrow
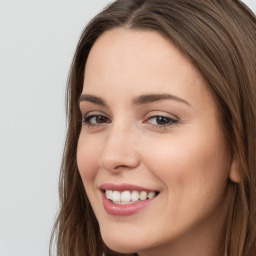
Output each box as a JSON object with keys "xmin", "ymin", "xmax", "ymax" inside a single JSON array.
[
  {"xmin": 132, "ymin": 93, "xmax": 190, "ymax": 106},
  {"xmin": 79, "ymin": 93, "xmax": 190, "ymax": 107},
  {"xmin": 79, "ymin": 94, "xmax": 107, "ymax": 106}
]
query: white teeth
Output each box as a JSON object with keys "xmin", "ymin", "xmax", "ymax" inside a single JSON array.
[
  {"xmin": 121, "ymin": 191, "xmax": 131, "ymax": 202},
  {"xmin": 131, "ymin": 191, "xmax": 140, "ymax": 202},
  {"xmin": 105, "ymin": 190, "xmax": 157, "ymax": 204},
  {"xmin": 112, "ymin": 191, "xmax": 121, "ymax": 202},
  {"xmin": 147, "ymin": 191, "xmax": 156, "ymax": 199},
  {"xmin": 139, "ymin": 191, "xmax": 147, "ymax": 201},
  {"xmin": 106, "ymin": 190, "xmax": 113, "ymax": 200}
]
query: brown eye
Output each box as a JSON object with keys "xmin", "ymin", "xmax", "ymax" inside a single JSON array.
[
  {"xmin": 147, "ymin": 116, "xmax": 177, "ymax": 126},
  {"xmin": 83, "ymin": 115, "xmax": 111, "ymax": 125},
  {"xmin": 155, "ymin": 116, "xmax": 172, "ymax": 125},
  {"xmin": 95, "ymin": 115, "xmax": 108, "ymax": 124}
]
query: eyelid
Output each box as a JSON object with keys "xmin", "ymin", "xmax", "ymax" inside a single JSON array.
[
  {"xmin": 81, "ymin": 110, "xmax": 108, "ymax": 119},
  {"xmin": 145, "ymin": 116, "xmax": 178, "ymax": 125},
  {"xmin": 143, "ymin": 111, "xmax": 179, "ymax": 121},
  {"xmin": 79, "ymin": 103, "xmax": 109, "ymax": 117},
  {"xmin": 143, "ymin": 111, "xmax": 179, "ymax": 129},
  {"xmin": 81, "ymin": 111, "xmax": 111, "ymax": 128}
]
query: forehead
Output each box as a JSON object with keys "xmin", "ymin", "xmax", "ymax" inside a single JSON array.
[
  {"xmin": 83, "ymin": 28, "xmax": 211, "ymax": 107},
  {"xmin": 85, "ymin": 28, "xmax": 195, "ymax": 79}
]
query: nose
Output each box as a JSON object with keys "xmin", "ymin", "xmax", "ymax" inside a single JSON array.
[{"xmin": 98, "ymin": 125, "xmax": 140, "ymax": 173}]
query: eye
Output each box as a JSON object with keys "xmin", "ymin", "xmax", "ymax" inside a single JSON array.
[
  {"xmin": 83, "ymin": 114, "xmax": 111, "ymax": 126},
  {"xmin": 145, "ymin": 115, "xmax": 178, "ymax": 127}
]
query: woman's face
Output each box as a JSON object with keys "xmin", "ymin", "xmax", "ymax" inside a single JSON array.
[{"xmin": 77, "ymin": 29, "xmax": 237, "ymax": 255}]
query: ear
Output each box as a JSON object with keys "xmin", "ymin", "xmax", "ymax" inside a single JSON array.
[{"xmin": 229, "ymin": 155, "xmax": 241, "ymax": 183}]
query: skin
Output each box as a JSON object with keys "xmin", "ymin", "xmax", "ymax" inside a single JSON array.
[{"xmin": 77, "ymin": 28, "xmax": 239, "ymax": 256}]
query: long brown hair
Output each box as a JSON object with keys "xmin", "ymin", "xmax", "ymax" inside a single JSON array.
[{"xmin": 50, "ymin": 1, "xmax": 256, "ymax": 255}]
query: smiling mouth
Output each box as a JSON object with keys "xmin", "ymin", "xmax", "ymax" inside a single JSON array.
[{"xmin": 104, "ymin": 190, "xmax": 159, "ymax": 205}]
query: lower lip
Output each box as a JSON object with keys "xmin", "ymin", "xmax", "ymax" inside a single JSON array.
[{"xmin": 102, "ymin": 192, "xmax": 157, "ymax": 216}]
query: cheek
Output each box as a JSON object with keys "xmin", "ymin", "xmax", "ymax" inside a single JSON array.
[
  {"xmin": 140, "ymin": 132, "xmax": 231, "ymax": 229},
  {"xmin": 77, "ymin": 134, "xmax": 100, "ymax": 184},
  {"xmin": 141, "ymin": 129, "xmax": 230, "ymax": 195}
]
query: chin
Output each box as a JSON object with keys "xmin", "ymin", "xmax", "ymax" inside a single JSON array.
[
  {"xmin": 100, "ymin": 228, "xmax": 145, "ymax": 254},
  {"xmin": 103, "ymin": 238, "xmax": 137, "ymax": 254}
]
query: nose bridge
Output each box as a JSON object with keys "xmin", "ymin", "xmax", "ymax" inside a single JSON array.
[{"xmin": 99, "ymin": 121, "xmax": 139, "ymax": 172}]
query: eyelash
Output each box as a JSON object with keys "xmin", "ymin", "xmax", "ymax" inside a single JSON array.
[
  {"xmin": 82, "ymin": 115, "xmax": 111, "ymax": 127},
  {"xmin": 146, "ymin": 115, "xmax": 178, "ymax": 128},
  {"xmin": 82, "ymin": 114, "xmax": 178, "ymax": 129}
]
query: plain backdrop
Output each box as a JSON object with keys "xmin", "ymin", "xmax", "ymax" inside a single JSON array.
[{"xmin": 0, "ymin": 1, "xmax": 255, "ymax": 256}]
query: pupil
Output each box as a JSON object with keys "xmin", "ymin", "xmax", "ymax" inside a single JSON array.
[
  {"xmin": 157, "ymin": 116, "xmax": 170, "ymax": 125},
  {"xmin": 96, "ymin": 116, "xmax": 106, "ymax": 123}
]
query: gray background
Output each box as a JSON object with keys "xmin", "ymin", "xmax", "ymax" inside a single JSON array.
[{"xmin": 0, "ymin": 1, "xmax": 255, "ymax": 256}]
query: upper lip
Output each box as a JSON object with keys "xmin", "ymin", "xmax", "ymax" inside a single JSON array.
[{"xmin": 99, "ymin": 183, "xmax": 158, "ymax": 192}]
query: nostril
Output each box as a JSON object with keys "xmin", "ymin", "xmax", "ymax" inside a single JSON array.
[{"xmin": 114, "ymin": 164, "xmax": 129, "ymax": 169}]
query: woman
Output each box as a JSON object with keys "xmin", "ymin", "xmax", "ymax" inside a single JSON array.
[{"xmin": 51, "ymin": 0, "xmax": 256, "ymax": 255}]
